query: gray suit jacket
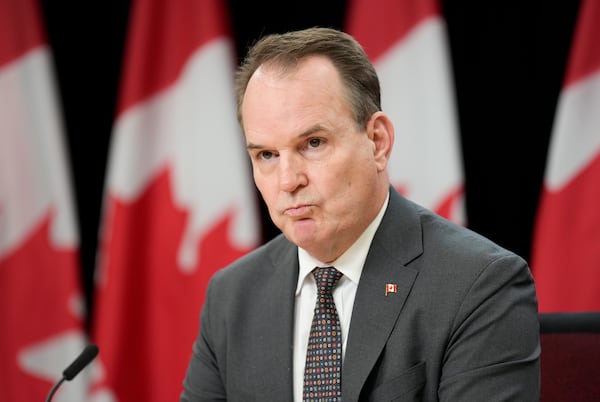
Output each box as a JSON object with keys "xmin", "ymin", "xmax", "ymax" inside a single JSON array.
[{"xmin": 181, "ymin": 188, "xmax": 540, "ymax": 401}]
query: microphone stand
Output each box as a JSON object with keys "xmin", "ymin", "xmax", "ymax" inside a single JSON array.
[{"xmin": 45, "ymin": 377, "xmax": 65, "ymax": 402}]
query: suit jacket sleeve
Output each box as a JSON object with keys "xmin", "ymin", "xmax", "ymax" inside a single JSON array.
[{"xmin": 437, "ymin": 252, "xmax": 540, "ymax": 401}]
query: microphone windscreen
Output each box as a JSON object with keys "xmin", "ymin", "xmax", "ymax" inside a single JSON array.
[{"xmin": 62, "ymin": 344, "xmax": 99, "ymax": 381}]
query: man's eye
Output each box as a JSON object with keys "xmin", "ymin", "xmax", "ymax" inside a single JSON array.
[
  {"xmin": 308, "ymin": 138, "xmax": 322, "ymax": 148},
  {"xmin": 259, "ymin": 151, "xmax": 274, "ymax": 160}
]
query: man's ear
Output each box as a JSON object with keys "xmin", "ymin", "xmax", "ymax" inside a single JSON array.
[{"xmin": 367, "ymin": 111, "xmax": 395, "ymax": 172}]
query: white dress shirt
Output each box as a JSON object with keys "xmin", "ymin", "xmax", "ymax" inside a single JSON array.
[{"xmin": 292, "ymin": 192, "xmax": 389, "ymax": 402}]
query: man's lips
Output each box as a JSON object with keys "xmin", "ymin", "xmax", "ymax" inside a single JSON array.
[{"xmin": 284, "ymin": 204, "xmax": 313, "ymax": 217}]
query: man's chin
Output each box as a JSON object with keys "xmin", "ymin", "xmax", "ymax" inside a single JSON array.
[{"xmin": 284, "ymin": 223, "xmax": 320, "ymax": 249}]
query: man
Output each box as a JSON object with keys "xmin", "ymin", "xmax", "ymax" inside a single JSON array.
[{"xmin": 181, "ymin": 27, "xmax": 540, "ymax": 401}]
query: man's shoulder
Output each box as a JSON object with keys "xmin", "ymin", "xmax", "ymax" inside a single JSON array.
[{"xmin": 213, "ymin": 233, "xmax": 295, "ymax": 280}]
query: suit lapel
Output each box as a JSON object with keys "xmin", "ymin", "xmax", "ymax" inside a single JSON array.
[{"xmin": 342, "ymin": 189, "xmax": 423, "ymax": 401}]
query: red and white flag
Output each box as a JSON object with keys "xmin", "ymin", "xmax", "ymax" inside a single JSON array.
[
  {"xmin": 0, "ymin": 1, "xmax": 90, "ymax": 401},
  {"xmin": 346, "ymin": 0, "xmax": 464, "ymax": 224},
  {"xmin": 90, "ymin": 0, "xmax": 260, "ymax": 400},
  {"xmin": 531, "ymin": 0, "xmax": 600, "ymax": 313}
]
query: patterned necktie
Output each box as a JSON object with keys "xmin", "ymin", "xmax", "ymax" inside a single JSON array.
[{"xmin": 303, "ymin": 266, "xmax": 343, "ymax": 401}]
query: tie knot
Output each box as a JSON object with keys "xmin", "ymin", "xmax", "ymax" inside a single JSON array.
[{"xmin": 312, "ymin": 266, "xmax": 342, "ymax": 294}]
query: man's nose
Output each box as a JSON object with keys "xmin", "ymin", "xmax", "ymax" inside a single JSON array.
[{"xmin": 278, "ymin": 153, "xmax": 308, "ymax": 192}]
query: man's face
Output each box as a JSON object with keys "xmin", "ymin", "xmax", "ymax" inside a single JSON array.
[{"xmin": 242, "ymin": 56, "xmax": 387, "ymax": 263}]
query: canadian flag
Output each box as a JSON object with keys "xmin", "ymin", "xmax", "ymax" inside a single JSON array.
[
  {"xmin": 531, "ymin": 0, "xmax": 600, "ymax": 313},
  {"xmin": 90, "ymin": 0, "xmax": 260, "ymax": 401},
  {"xmin": 346, "ymin": 0, "xmax": 464, "ymax": 224},
  {"xmin": 0, "ymin": 0, "xmax": 90, "ymax": 401},
  {"xmin": 385, "ymin": 283, "xmax": 398, "ymax": 296}
]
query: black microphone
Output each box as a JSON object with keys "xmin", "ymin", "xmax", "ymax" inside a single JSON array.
[{"xmin": 45, "ymin": 344, "xmax": 99, "ymax": 402}]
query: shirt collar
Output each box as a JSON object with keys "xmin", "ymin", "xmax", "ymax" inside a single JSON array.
[{"xmin": 296, "ymin": 191, "xmax": 390, "ymax": 295}]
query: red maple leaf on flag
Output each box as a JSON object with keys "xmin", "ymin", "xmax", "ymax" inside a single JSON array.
[
  {"xmin": 92, "ymin": 166, "xmax": 254, "ymax": 401},
  {"xmin": 0, "ymin": 211, "xmax": 82, "ymax": 400}
]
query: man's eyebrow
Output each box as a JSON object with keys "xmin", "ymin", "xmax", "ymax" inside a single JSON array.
[
  {"xmin": 246, "ymin": 142, "xmax": 263, "ymax": 150},
  {"xmin": 299, "ymin": 124, "xmax": 326, "ymax": 138},
  {"xmin": 245, "ymin": 124, "xmax": 327, "ymax": 150}
]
